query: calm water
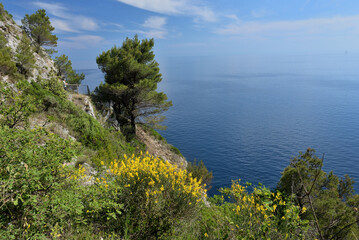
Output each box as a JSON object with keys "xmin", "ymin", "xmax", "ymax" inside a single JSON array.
[{"xmin": 81, "ymin": 54, "xmax": 359, "ymax": 195}]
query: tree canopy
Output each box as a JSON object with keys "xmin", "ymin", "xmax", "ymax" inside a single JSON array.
[
  {"xmin": 277, "ymin": 148, "xmax": 359, "ymax": 239},
  {"xmin": 21, "ymin": 9, "xmax": 57, "ymax": 52},
  {"xmin": 54, "ymin": 54, "xmax": 85, "ymax": 84},
  {"xmin": 15, "ymin": 35, "xmax": 35, "ymax": 77},
  {"xmin": 95, "ymin": 35, "xmax": 172, "ymax": 137}
]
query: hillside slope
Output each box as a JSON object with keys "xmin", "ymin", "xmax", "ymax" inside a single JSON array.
[{"xmin": 0, "ymin": 4, "xmax": 186, "ymax": 168}]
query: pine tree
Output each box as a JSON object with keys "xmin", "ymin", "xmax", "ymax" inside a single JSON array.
[
  {"xmin": 21, "ymin": 9, "xmax": 57, "ymax": 53},
  {"xmin": 0, "ymin": 33, "xmax": 17, "ymax": 76},
  {"xmin": 277, "ymin": 148, "xmax": 359, "ymax": 239},
  {"xmin": 15, "ymin": 35, "xmax": 35, "ymax": 77},
  {"xmin": 96, "ymin": 35, "xmax": 172, "ymax": 137},
  {"xmin": 54, "ymin": 54, "xmax": 84, "ymax": 84}
]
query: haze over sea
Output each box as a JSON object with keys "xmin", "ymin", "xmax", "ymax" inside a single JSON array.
[{"xmin": 81, "ymin": 53, "xmax": 359, "ymax": 195}]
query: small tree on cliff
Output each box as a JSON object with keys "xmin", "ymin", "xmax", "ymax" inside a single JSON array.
[
  {"xmin": 15, "ymin": 35, "xmax": 35, "ymax": 77},
  {"xmin": 96, "ymin": 35, "xmax": 172, "ymax": 137},
  {"xmin": 54, "ymin": 54, "xmax": 84, "ymax": 84},
  {"xmin": 21, "ymin": 9, "xmax": 57, "ymax": 53}
]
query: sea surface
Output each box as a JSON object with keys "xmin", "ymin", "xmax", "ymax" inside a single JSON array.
[{"xmin": 80, "ymin": 54, "xmax": 359, "ymax": 195}]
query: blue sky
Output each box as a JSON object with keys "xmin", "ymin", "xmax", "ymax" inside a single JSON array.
[{"xmin": 2, "ymin": 0, "xmax": 359, "ymax": 68}]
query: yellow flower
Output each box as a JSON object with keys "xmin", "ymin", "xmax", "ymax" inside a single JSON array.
[
  {"xmin": 302, "ymin": 206, "xmax": 307, "ymax": 213},
  {"xmin": 204, "ymin": 233, "xmax": 209, "ymax": 238}
]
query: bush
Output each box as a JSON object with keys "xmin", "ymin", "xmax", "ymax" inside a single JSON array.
[
  {"xmin": 15, "ymin": 35, "xmax": 35, "ymax": 77},
  {"xmin": 187, "ymin": 159, "xmax": 213, "ymax": 191},
  {"xmin": 103, "ymin": 152, "xmax": 206, "ymax": 238},
  {"xmin": 0, "ymin": 81, "xmax": 37, "ymax": 128},
  {"xmin": 0, "ymin": 34, "xmax": 17, "ymax": 77},
  {"xmin": 218, "ymin": 181, "xmax": 309, "ymax": 239},
  {"xmin": 0, "ymin": 127, "xmax": 79, "ymax": 239},
  {"xmin": 278, "ymin": 149, "xmax": 359, "ymax": 239}
]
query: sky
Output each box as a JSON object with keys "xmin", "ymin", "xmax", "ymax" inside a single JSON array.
[{"xmin": 2, "ymin": 0, "xmax": 359, "ymax": 69}]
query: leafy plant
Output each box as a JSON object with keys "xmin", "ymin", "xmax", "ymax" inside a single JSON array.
[
  {"xmin": 15, "ymin": 35, "xmax": 35, "ymax": 77},
  {"xmin": 278, "ymin": 148, "xmax": 359, "ymax": 239},
  {"xmin": 54, "ymin": 54, "xmax": 85, "ymax": 84},
  {"xmin": 0, "ymin": 81, "xmax": 37, "ymax": 128},
  {"xmin": 103, "ymin": 152, "xmax": 206, "ymax": 238},
  {"xmin": 187, "ymin": 159, "xmax": 213, "ymax": 191},
  {"xmin": 0, "ymin": 33, "xmax": 17, "ymax": 77},
  {"xmin": 0, "ymin": 127, "xmax": 78, "ymax": 238}
]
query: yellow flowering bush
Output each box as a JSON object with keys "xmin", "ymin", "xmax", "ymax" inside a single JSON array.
[
  {"xmin": 221, "ymin": 180, "xmax": 309, "ymax": 239},
  {"xmin": 100, "ymin": 152, "xmax": 206, "ymax": 238}
]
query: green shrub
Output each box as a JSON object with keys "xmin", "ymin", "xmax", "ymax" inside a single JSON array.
[
  {"xmin": 278, "ymin": 149, "xmax": 359, "ymax": 239},
  {"xmin": 0, "ymin": 3, "xmax": 6, "ymax": 21},
  {"xmin": 0, "ymin": 34, "xmax": 17, "ymax": 77},
  {"xmin": 101, "ymin": 153, "xmax": 205, "ymax": 238},
  {"xmin": 170, "ymin": 145, "xmax": 183, "ymax": 157},
  {"xmin": 15, "ymin": 35, "xmax": 35, "ymax": 77},
  {"xmin": 0, "ymin": 127, "xmax": 79, "ymax": 239},
  {"xmin": 0, "ymin": 81, "xmax": 37, "ymax": 128},
  {"xmin": 187, "ymin": 159, "xmax": 213, "ymax": 191},
  {"xmin": 218, "ymin": 180, "xmax": 309, "ymax": 239},
  {"xmin": 141, "ymin": 124, "xmax": 166, "ymax": 142}
]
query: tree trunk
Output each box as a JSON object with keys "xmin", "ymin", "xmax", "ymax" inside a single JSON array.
[{"xmin": 130, "ymin": 113, "xmax": 136, "ymax": 135}]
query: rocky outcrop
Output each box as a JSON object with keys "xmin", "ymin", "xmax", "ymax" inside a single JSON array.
[
  {"xmin": 68, "ymin": 93, "xmax": 97, "ymax": 119},
  {"xmin": 136, "ymin": 126, "xmax": 187, "ymax": 169},
  {"xmin": 0, "ymin": 14, "xmax": 57, "ymax": 82}
]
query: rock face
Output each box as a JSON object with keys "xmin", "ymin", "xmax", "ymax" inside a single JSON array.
[
  {"xmin": 136, "ymin": 126, "xmax": 187, "ymax": 169},
  {"xmin": 68, "ymin": 93, "xmax": 97, "ymax": 119},
  {"xmin": 0, "ymin": 14, "xmax": 57, "ymax": 82}
]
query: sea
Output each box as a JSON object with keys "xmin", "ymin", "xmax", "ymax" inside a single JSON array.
[{"xmin": 80, "ymin": 53, "xmax": 359, "ymax": 196}]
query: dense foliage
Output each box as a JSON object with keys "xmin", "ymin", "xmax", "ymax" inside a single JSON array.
[
  {"xmin": 54, "ymin": 54, "xmax": 85, "ymax": 84},
  {"xmin": 0, "ymin": 81, "xmax": 37, "ymax": 128},
  {"xmin": 1, "ymin": 5, "xmax": 359, "ymax": 239},
  {"xmin": 15, "ymin": 35, "xmax": 35, "ymax": 77},
  {"xmin": 0, "ymin": 127, "xmax": 78, "ymax": 239},
  {"xmin": 0, "ymin": 33, "xmax": 17, "ymax": 77},
  {"xmin": 95, "ymin": 35, "xmax": 172, "ymax": 137},
  {"xmin": 278, "ymin": 148, "xmax": 359, "ymax": 239},
  {"xmin": 21, "ymin": 9, "xmax": 57, "ymax": 52}
]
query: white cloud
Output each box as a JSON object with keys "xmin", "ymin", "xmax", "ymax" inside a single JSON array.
[
  {"xmin": 142, "ymin": 16, "xmax": 167, "ymax": 29},
  {"xmin": 139, "ymin": 16, "xmax": 167, "ymax": 39},
  {"xmin": 251, "ymin": 9, "xmax": 273, "ymax": 18},
  {"xmin": 225, "ymin": 14, "xmax": 239, "ymax": 21},
  {"xmin": 140, "ymin": 30, "xmax": 167, "ymax": 39},
  {"xmin": 214, "ymin": 15, "xmax": 359, "ymax": 38},
  {"xmin": 33, "ymin": 2, "xmax": 67, "ymax": 17},
  {"xmin": 51, "ymin": 19, "xmax": 79, "ymax": 33},
  {"xmin": 32, "ymin": 1, "xmax": 98, "ymax": 32},
  {"xmin": 116, "ymin": 0, "xmax": 216, "ymax": 22},
  {"xmin": 60, "ymin": 35, "xmax": 104, "ymax": 49}
]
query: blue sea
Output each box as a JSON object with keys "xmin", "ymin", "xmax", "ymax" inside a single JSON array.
[{"xmin": 80, "ymin": 53, "xmax": 359, "ymax": 195}]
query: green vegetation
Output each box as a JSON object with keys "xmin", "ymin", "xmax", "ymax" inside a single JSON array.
[
  {"xmin": 1, "ymin": 5, "xmax": 358, "ymax": 239},
  {"xmin": 0, "ymin": 33, "xmax": 17, "ymax": 77},
  {"xmin": 187, "ymin": 159, "xmax": 213, "ymax": 191},
  {"xmin": 21, "ymin": 9, "xmax": 58, "ymax": 52},
  {"xmin": 278, "ymin": 148, "xmax": 359, "ymax": 239},
  {"xmin": 0, "ymin": 3, "xmax": 14, "ymax": 22},
  {"xmin": 0, "ymin": 127, "xmax": 78, "ymax": 239},
  {"xmin": 15, "ymin": 35, "xmax": 35, "ymax": 77},
  {"xmin": 0, "ymin": 3, "xmax": 6, "ymax": 21},
  {"xmin": 95, "ymin": 35, "xmax": 172, "ymax": 138},
  {"xmin": 54, "ymin": 54, "xmax": 85, "ymax": 84},
  {"xmin": 0, "ymin": 81, "xmax": 37, "ymax": 128}
]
